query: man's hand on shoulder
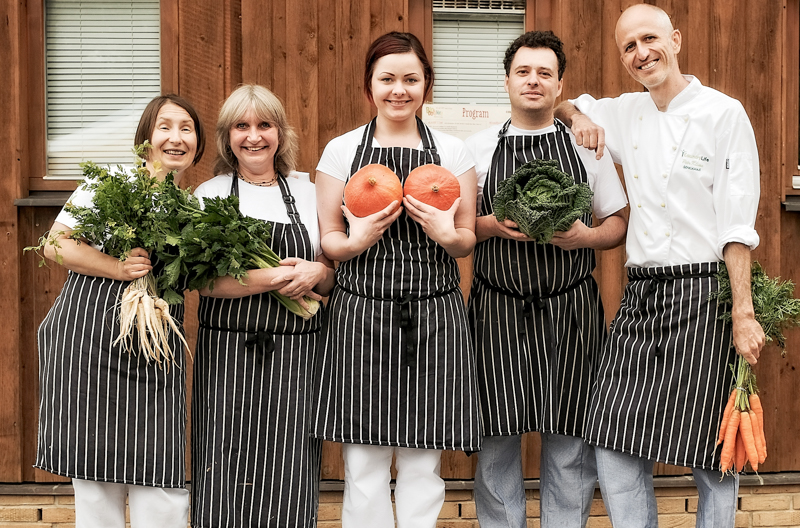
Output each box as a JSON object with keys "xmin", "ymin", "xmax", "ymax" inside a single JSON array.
[
  {"xmin": 554, "ymin": 101, "xmax": 606, "ymax": 160},
  {"xmin": 571, "ymin": 114, "xmax": 606, "ymax": 160}
]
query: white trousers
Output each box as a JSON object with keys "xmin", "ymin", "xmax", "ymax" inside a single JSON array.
[
  {"xmin": 72, "ymin": 478, "xmax": 189, "ymax": 528},
  {"xmin": 342, "ymin": 444, "xmax": 445, "ymax": 528}
]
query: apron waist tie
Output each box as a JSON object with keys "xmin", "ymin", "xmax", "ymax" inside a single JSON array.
[
  {"xmin": 334, "ymin": 281, "xmax": 459, "ymax": 369},
  {"xmin": 199, "ymin": 324, "xmax": 319, "ymax": 359},
  {"xmin": 475, "ymin": 274, "xmax": 591, "ymax": 349}
]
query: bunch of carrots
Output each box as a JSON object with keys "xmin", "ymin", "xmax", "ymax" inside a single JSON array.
[
  {"xmin": 712, "ymin": 262, "xmax": 800, "ymax": 475},
  {"xmin": 717, "ymin": 355, "xmax": 766, "ymax": 474}
]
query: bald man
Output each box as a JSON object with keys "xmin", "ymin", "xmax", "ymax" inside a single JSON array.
[{"xmin": 556, "ymin": 4, "xmax": 764, "ymax": 527}]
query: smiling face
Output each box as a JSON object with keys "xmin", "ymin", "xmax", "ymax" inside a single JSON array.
[
  {"xmin": 615, "ymin": 4, "xmax": 682, "ymax": 90},
  {"xmin": 147, "ymin": 103, "xmax": 198, "ymax": 178},
  {"xmin": 369, "ymin": 52, "xmax": 426, "ymax": 123},
  {"xmin": 504, "ymin": 46, "xmax": 563, "ymax": 121},
  {"xmin": 228, "ymin": 107, "xmax": 280, "ymax": 179}
]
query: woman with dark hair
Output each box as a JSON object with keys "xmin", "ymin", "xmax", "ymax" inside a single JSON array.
[
  {"xmin": 190, "ymin": 84, "xmax": 334, "ymax": 528},
  {"xmin": 36, "ymin": 94, "xmax": 204, "ymax": 528},
  {"xmin": 311, "ymin": 32, "xmax": 481, "ymax": 528}
]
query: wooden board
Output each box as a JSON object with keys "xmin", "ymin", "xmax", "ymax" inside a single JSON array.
[{"xmin": 7, "ymin": 0, "xmax": 800, "ymax": 486}]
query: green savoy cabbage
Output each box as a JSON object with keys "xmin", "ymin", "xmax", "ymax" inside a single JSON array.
[{"xmin": 492, "ymin": 159, "xmax": 594, "ymax": 244}]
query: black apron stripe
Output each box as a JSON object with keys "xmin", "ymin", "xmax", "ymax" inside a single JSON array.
[
  {"xmin": 586, "ymin": 262, "xmax": 735, "ymax": 470},
  {"xmin": 312, "ymin": 119, "xmax": 482, "ymax": 451},
  {"xmin": 191, "ymin": 174, "xmax": 321, "ymax": 527},
  {"xmin": 470, "ymin": 120, "xmax": 603, "ymax": 437},
  {"xmin": 37, "ymin": 268, "xmax": 188, "ymax": 487}
]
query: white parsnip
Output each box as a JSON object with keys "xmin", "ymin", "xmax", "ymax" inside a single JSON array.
[{"xmin": 113, "ymin": 273, "xmax": 187, "ymax": 369}]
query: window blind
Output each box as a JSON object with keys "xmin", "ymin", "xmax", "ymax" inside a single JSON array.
[
  {"xmin": 45, "ymin": 0, "xmax": 161, "ymax": 179},
  {"xmin": 432, "ymin": 14, "xmax": 524, "ymax": 105}
]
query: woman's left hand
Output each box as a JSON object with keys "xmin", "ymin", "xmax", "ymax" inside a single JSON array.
[
  {"xmin": 272, "ymin": 257, "xmax": 326, "ymax": 300},
  {"xmin": 403, "ymin": 195, "xmax": 461, "ymax": 247}
]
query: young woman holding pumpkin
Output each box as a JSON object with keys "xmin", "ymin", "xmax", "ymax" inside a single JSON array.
[{"xmin": 311, "ymin": 32, "xmax": 481, "ymax": 528}]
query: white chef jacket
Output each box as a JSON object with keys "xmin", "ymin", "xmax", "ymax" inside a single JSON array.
[{"xmin": 572, "ymin": 75, "xmax": 760, "ymax": 268}]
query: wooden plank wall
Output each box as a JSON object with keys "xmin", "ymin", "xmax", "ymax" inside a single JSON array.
[{"xmin": 5, "ymin": 0, "xmax": 800, "ymax": 484}]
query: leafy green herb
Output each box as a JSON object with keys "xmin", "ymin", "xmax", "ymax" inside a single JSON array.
[
  {"xmin": 492, "ymin": 159, "xmax": 594, "ymax": 244},
  {"xmin": 711, "ymin": 261, "xmax": 800, "ymax": 355},
  {"xmin": 155, "ymin": 192, "xmax": 319, "ymax": 319}
]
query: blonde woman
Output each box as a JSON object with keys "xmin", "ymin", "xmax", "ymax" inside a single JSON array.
[{"xmin": 191, "ymin": 84, "xmax": 334, "ymax": 528}]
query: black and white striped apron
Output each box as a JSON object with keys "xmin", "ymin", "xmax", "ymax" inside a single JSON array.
[
  {"xmin": 191, "ymin": 175, "xmax": 322, "ymax": 528},
  {"xmin": 585, "ymin": 262, "xmax": 736, "ymax": 471},
  {"xmin": 311, "ymin": 118, "xmax": 482, "ymax": 451},
  {"xmin": 469, "ymin": 119, "xmax": 605, "ymax": 438},
  {"xmin": 36, "ymin": 258, "xmax": 189, "ymax": 487}
]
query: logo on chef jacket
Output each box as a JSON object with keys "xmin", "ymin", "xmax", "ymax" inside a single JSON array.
[{"xmin": 681, "ymin": 150, "xmax": 710, "ymax": 172}]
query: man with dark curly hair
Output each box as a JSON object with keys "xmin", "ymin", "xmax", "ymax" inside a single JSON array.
[{"xmin": 465, "ymin": 31, "xmax": 628, "ymax": 527}]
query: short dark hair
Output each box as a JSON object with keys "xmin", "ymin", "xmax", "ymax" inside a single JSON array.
[
  {"xmin": 135, "ymin": 94, "xmax": 205, "ymax": 166},
  {"xmin": 364, "ymin": 32, "xmax": 434, "ymax": 103},
  {"xmin": 503, "ymin": 31, "xmax": 567, "ymax": 80}
]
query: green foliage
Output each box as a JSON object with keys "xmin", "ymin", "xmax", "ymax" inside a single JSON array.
[
  {"xmin": 711, "ymin": 262, "xmax": 800, "ymax": 354},
  {"xmin": 27, "ymin": 145, "xmax": 317, "ymax": 318},
  {"xmin": 492, "ymin": 159, "xmax": 594, "ymax": 244},
  {"xmin": 157, "ymin": 193, "xmax": 279, "ymax": 294}
]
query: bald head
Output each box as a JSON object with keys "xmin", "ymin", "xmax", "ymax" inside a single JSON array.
[{"xmin": 615, "ymin": 4, "xmax": 674, "ymax": 46}]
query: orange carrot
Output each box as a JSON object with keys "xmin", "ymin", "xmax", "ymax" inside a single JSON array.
[
  {"xmin": 717, "ymin": 389, "xmax": 737, "ymax": 446},
  {"xmin": 739, "ymin": 411, "xmax": 759, "ymax": 472},
  {"xmin": 719, "ymin": 409, "xmax": 741, "ymax": 473},
  {"xmin": 748, "ymin": 409, "xmax": 765, "ymax": 464},
  {"xmin": 749, "ymin": 394, "xmax": 767, "ymax": 463},
  {"xmin": 734, "ymin": 429, "xmax": 746, "ymax": 473}
]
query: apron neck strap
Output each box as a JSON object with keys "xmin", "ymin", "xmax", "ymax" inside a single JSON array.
[{"xmin": 229, "ymin": 172, "xmax": 303, "ymax": 225}]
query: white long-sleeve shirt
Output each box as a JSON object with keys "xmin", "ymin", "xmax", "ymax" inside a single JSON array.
[{"xmin": 572, "ymin": 75, "xmax": 760, "ymax": 268}]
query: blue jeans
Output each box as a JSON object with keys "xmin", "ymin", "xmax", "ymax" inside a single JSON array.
[
  {"xmin": 595, "ymin": 446, "xmax": 739, "ymax": 528},
  {"xmin": 474, "ymin": 433, "xmax": 597, "ymax": 528}
]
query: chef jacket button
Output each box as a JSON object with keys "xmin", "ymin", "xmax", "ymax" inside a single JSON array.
[
  {"xmin": 684, "ymin": 116, "xmax": 688, "ymax": 122},
  {"xmin": 665, "ymin": 232, "xmax": 670, "ymax": 237},
  {"xmin": 633, "ymin": 143, "xmax": 638, "ymax": 149},
  {"xmin": 639, "ymin": 115, "xmax": 643, "ymax": 120},
  {"xmin": 637, "ymin": 204, "xmax": 642, "ymax": 208},
  {"xmin": 644, "ymin": 231, "xmax": 648, "ymax": 236},
  {"xmin": 672, "ymin": 145, "xmax": 677, "ymax": 150},
  {"xmin": 634, "ymin": 174, "xmax": 639, "ymax": 179},
  {"xmin": 662, "ymin": 173, "xmax": 668, "ymax": 178},
  {"xmin": 661, "ymin": 203, "xmax": 665, "ymax": 208}
]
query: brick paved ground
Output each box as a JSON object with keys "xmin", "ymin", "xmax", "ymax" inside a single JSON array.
[{"xmin": 1, "ymin": 480, "xmax": 799, "ymax": 527}]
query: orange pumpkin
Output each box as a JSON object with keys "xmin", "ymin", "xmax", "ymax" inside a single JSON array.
[
  {"xmin": 344, "ymin": 164, "xmax": 403, "ymax": 217},
  {"xmin": 404, "ymin": 164, "xmax": 460, "ymax": 210}
]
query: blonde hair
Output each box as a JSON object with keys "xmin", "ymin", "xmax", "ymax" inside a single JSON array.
[{"xmin": 213, "ymin": 84, "xmax": 298, "ymax": 176}]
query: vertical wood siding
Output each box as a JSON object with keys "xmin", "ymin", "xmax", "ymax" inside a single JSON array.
[{"xmin": 6, "ymin": 0, "xmax": 800, "ymax": 483}]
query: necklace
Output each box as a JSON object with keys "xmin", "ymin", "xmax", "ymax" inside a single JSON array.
[{"xmin": 237, "ymin": 171, "xmax": 278, "ymax": 187}]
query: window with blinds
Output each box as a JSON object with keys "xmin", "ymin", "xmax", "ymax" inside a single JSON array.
[
  {"xmin": 432, "ymin": 0, "xmax": 525, "ymax": 105},
  {"xmin": 45, "ymin": 0, "xmax": 161, "ymax": 179}
]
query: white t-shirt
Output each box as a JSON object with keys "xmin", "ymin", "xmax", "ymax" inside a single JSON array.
[
  {"xmin": 465, "ymin": 122, "xmax": 628, "ymax": 220},
  {"xmin": 316, "ymin": 124, "xmax": 475, "ymax": 181},
  {"xmin": 194, "ymin": 173, "xmax": 322, "ymax": 256},
  {"xmin": 571, "ymin": 75, "xmax": 760, "ymax": 267},
  {"xmin": 56, "ymin": 185, "xmax": 94, "ymax": 230}
]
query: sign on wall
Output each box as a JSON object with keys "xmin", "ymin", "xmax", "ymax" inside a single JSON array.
[{"xmin": 422, "ymin": 104, "xmax": 512, "ymax": 141}]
